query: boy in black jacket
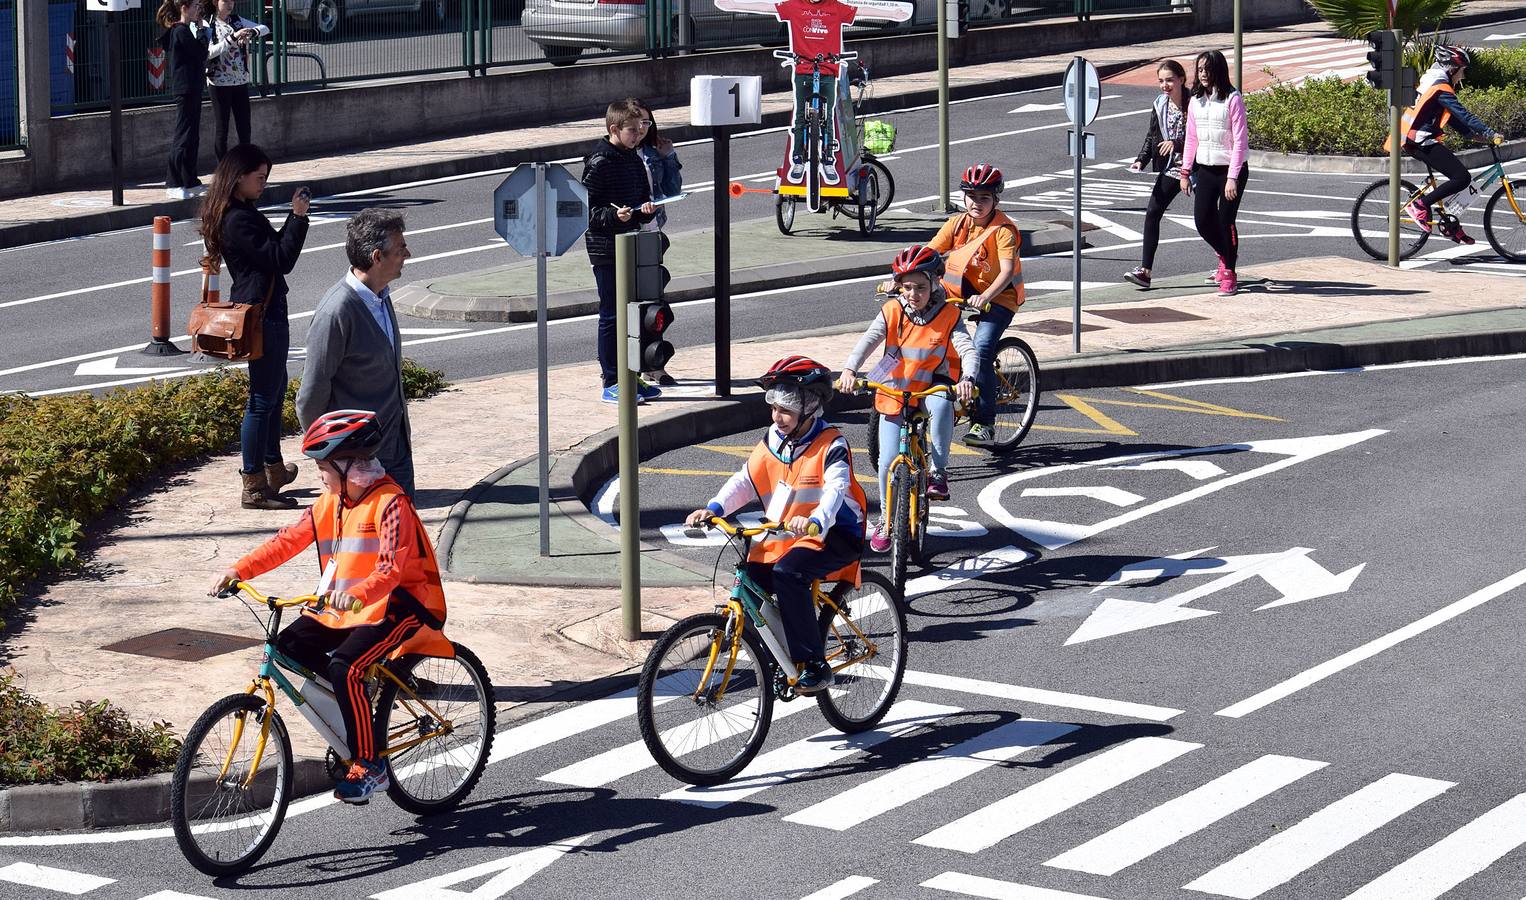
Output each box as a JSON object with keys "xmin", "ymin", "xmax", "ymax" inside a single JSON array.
[{"xmin": 582, "ymin": 99, "xmax": 661, "ymax": 404}]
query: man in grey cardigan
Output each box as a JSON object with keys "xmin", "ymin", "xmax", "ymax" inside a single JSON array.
[{"xmin": 297, "ymin": 208, "xmax": 416, "ymax": 495}]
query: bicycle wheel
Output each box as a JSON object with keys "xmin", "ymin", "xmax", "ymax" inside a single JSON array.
[
  {"xmin": 986, "ymin": 337, "xmax": 1041, "ymax": 452},
  {"xmin": 637, "ymin": 611, "xmax": 775, "ymax": 786},
  {"xmin": 807, "ymin": 114, "xmax": 822, "ymax": 211},
  {"xmin": 1484, "ymin": 184, "xmax": 1526, "ymax": 262},
  {"xmin": 887, "ymin": 462, "xmax": 912, "ymax": 593},
  {"xmin": 1351, "ymin": 178, "xmax": 1429, "ymax": 261},
  {"xmin": 857, "ymin": 162, "xmax": 881, "ymax": 235},
  {"xmin": 776, "ymin": 196, "xmax": 796, "ymax": 235},
  {"xmin": 377, "ymin": 643, "xmax": 497, "ymax": 816},
  {"xmin": 866, "ymin": 157, "xmax": 895, "ymax": 215},
  {"xmin": 911, "ymin": 466, "xmax": 929, "ymax": 564},
  {"xmin": 866, "ymin": 409, "xmax": 881, "ymax": 473},
  {"xmin": 170, "ymin": 693, "xmax": 293, "ymax": 877},
  {"xmin": 816, "ymin": 571, "xmax": 908, "ymax": 733}
]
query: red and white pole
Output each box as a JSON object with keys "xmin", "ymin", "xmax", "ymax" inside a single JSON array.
[{"xmin": 142, "ymin": 216, "xmax": 186, "ymax": 356}]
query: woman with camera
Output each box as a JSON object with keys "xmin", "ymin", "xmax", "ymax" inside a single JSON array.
[{"xmin": 206, "ymin": 0, "xmax": 269, "ymax": 161}]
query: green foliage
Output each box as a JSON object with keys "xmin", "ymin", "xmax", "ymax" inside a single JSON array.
[
  {"xmin": 0, "ymin": 671, "xmax": 181, "ymax": 785},
  {"xmin": 1305, "ymin": 0, "xmax": 1466, "ymax": 41},
  {"xmin": 1465, "ymin": 43, "xmax": 1526, "ymax": 92},
  {"xmin": 1247, "ymin": 76, "xmax": 1390, "ymax": 155},
  {"xmin": 0, "ymin": 359, "xmax": 448, "ymax": 616}
]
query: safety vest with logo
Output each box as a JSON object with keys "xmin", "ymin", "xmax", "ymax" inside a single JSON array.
[
  {"xmin": 1386, "ymin": 81, "xmax": 1455, "ymax": 153},
  {"xmin": 875, "ymin": 298, "xmax": 963, "ymax": 417},
  {"xmin": 940, "ymin": 210, "xmax": 1025, "ymax": 312},
  {"xmin": 744, "ymin": 426, "xmax": 867, "ymax": 585}
]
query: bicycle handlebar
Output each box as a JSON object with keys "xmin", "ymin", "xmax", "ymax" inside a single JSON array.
[
  {"xmin": 855, "ymin": 379, "xmax": 977, "ymax": 401},
  {"xmin": 218, "ymin": 580, "xmax": 362, "ymax": 613},
  {"xmin": 684, "ymin": 516, "xmax": 821, "ymax": 540},
  {"xmin": 773, "ymin": 49, "xmax": 859, "ymax": 65},
  {"xmin": 874, "ymin": 285, "xmax": 991, "ymax": 315}
]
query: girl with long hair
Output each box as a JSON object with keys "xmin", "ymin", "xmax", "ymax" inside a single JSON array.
[
  {"xmin": 156, "ymin": 0, "xmax": 209, "ymax": 199},
  {"xmin": 1124, "ymin": 59, "xmax": 1190, "ymax": 289},
  {"xmin": 199, "ymin": 144, "xmax": 312, "ymax": 509},
  {"xmin": 1179, "ymin": 49, "xmax": 1250, "ymax": 296}
]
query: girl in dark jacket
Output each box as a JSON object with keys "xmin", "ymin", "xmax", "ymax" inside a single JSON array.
[
  {"xmin": 199, "ymin": 144, "xmax": 312, "ymax": 509},
  {"xmin": 157, "ymin": 0, "xmax": 209, "ymax": 199},
  {"xmin": 1123, "ymin": 59, "xmax": 1189, "ymax": 290}
]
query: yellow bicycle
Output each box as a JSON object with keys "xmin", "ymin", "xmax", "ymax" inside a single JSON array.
[{"xmin": 170, "ymin": 582, "xmax": 495, "ymax": 876}]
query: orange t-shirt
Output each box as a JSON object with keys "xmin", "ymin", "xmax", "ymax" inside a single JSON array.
[{"xmin": 928, "ymin": 214, "xmax": 1023, "ymax": 312}]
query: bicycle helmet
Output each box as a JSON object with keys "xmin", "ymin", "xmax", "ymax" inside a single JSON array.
[
  {"xmin": 1433, "ymin": 45, "xmax": 1471, "ymax": 69},
  {"xmin": 302, "ymin": 409, "xmax": 384, "ymax": 462},
  {"xmin": 891, "ymin": 244, "xmax": 945, "ymax": 281},
  {"xmin": 959, "ymin": 163, "xmax": 1004, "ymax": 194},
  {"xmin": 758, "ymin": 356, "xmax": 834, "ymax": 418}
]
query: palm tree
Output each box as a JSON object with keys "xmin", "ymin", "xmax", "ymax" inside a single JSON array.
[{"xmin": 1305, "ymin": 0, "xmax": 1466, "ymax": 40}]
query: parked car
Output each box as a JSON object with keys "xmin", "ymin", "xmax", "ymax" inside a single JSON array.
[
  {"xmin": 286, "ymin": 0, "xmax": 451, "ymax": 41},
  {"xmin": 523, "ymin": 0, "xmax": 782, "ymax": 66}
]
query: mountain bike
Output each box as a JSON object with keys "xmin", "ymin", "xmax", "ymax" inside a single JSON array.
[
  {"xmin": 636, "ymin": 517, "xmax": 907, "ymax": 786},
  {"xmin": 1351, "ymin": 142, "xmax": 1526, "ymax": 262},
  {"xmin": 170, "ymin": 582, "xmax": 495, "ymax": 876}
]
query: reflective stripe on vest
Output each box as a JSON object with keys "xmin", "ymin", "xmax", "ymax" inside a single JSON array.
[
  {"xmin": 310, "ymin": 480, "xmax": 448, "ymax": 630},
  {"xmin": 744, "ymin": 426, "xmax": 868, "ymax": 585},
  {"xmin": 1387, "ymin": 82, "xmax": 1455, "ymax": 152},
  {"xmin": 940, "ymin": 209, "xmax": 1025, "ymax": 311},
  {"xmin": 875, "ymin": 299, "xmax": 964, "ymax": 417}
]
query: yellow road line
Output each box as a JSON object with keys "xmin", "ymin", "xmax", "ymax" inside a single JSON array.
[
  {"xmin": 1046, "ymin": 393, "xmax": 1138, "ymax": 436},
  {"xmin": 1104, "ymin": 388, "xmax": 1285, "ymax": 421}
]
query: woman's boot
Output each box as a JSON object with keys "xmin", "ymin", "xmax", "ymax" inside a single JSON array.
[
  {"xmin": 264, "ymin": 459, "xmax": 298, "ymax": 492},
  {"xmin": 241, "ymin": 469, "xmax": 296, "ymax": 510}
]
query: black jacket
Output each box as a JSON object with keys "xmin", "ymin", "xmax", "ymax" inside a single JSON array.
[
  {"xmin": 581, "ymin": 137, "xmax": 654, "ymax": 264},
  {"xmin": 219, "ymin": 198, "xmax": 309, "ymax": 318},
  {"xmin": 158, "ymin": 22, "xmax": 208, "ymax": 96},
  {"xmin": 1134, "ymin": 92, "xmax": 1186, "ymax": 174}
]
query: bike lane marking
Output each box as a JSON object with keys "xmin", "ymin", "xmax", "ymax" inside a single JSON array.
[
  {"xmin": 800, "ymin": 875, "xmax": 880, "ymax": 900},
  {"xmin": 0, "ymin": 862, "xmax": 114, "ymax": 894},
  {"xmin": 369, "ymin": 833, "xmax": 595, "ymax": 900}
]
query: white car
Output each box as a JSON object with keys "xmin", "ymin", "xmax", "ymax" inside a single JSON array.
[{"xmin": 523, "ymin": 0, "xmax": 783, "ymax": 65}]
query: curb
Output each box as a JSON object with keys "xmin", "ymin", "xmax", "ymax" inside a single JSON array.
[{"xmin": 1250, "ymin": 138, "xmax": 1526, "ymax": 176}]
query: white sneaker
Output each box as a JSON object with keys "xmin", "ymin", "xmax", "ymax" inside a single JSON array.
[
  {"xmin": 190, "ymin": 185, "xmax": 207, "ymax": 197},
  {"xmin": 788, "ymin": 161, "xmax": 807, "ymax": 183},
  {"xmin": 821, "ymin": 163, "xmax": 841, "ymax": 186}
]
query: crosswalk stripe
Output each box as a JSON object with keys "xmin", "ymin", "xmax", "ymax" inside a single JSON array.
[
  {"xmin": 915, "ymin": 736, "xmax": 1202, "ymax": 853},
  {"xmin": 487, "ymin": 674, "xmax": 688, "ymax": 766},
  {"xmin": 900, "ymin": 669, "xmax": 1183, "ymax": 721},
  {"xmin": 0, "ymin": 863, "xmax": 114, "ymax": 894},
  {"xmin": 783, "ymin": 718, "xmax": 1079, "ymax": 831},
  {"xmin": 1044, "ymin": 754, "xmax": 1329, "ymax": 876},
  {"xmin": 137, "ymin": 893, "xmax": 219, "ymax": 900},
  {"xmin": 662, "ymin": 700, "xmax": 961, "ymax": 808},
  {"xmin": 371, "ymin": 833, "xmax": 594, "ymax": 899},
  {"xmin": 922, "ymin": 871, "xmax": 1110, "ymax": 900},
  {"xmin": 540, "ymin": 695, "xmax": 814, "ymax": 788},
  {"xmin": 800, "ymin": 875, "xmax": 879, "ymax": 900},
  {"xmin": 1183, "ymin": 772, "xmax": 1454, "ymax": 898},
  {"xmin": 1341, "ymin": 791, "xmax": 1526, "ymax": 900}
]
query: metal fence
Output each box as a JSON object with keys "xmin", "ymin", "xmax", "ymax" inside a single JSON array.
[
  {"xmin": 1, "ymin": 0, "xmax": 19, "ymax": 149},
  {"xmin": 45, "ymin": 0, "xmax": 1188, "ymax": 113}
]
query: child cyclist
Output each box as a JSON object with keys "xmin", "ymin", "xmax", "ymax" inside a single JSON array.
[
  {"xmin": 838, "ymin": 246, "xmax": 978, "ymax": 553},
  {"xmin": 684, "ymin": 357, "xmax": 868, "ymax": 695},
  {"xmin": 208, "ymin": 410, "xmax": 448, "ymax": 805},
  {"xmin": 1394, "ymin": 45, "xmax": 1502, "ymax": 245},
  {"xmin": 925, "ymin": 164, "xmax": 1023, "ymax": 449}
]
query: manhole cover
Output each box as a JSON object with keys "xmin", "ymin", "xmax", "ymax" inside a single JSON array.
[
  {"xmin": 102, "ymin": 628, "xmax": 261, "ymax": 662},
  {"xmin": 1088, "ymin": 307, "xmax": 1208, "ymax": 324},
  {"xmin": 1023, "ymin": 319, "xmax": 1107, "ymax": 336}
]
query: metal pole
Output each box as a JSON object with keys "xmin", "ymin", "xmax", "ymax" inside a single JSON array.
[
  {"xmin": 714, "ymin": 125, "xmax": 731, "ymax": 397},
  {"xmin": 678, "ymin": 0, "xmax": 692, "ymax": 55},
  {"xmin": 107, "ymin": 11, "xmax": 124, "ymax": 207},
  {"xmin": 615, "ymin": 233, "xmax": 641, "ymax": 641},
  {"xmin": 1388, "ymin": 101, "xmax": 1401, "ymax": 267},
  {"xmin": 535, "ymin": 164, "xmax": 552, "ymax": 556},
  {"xmin": 937, "ymin": 0, "xmax": 951, "ymax": 212},
  {"xmin": 1233, "ymin": 0, "xmax": 1243, "ymax": 92},
  {"xmin": 1071, "ymin": 60, "xmax": 1083, "ymax": 354}
]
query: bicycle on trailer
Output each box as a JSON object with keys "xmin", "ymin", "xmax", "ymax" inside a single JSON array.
[
  {"xmin": 636, "ymin": 517, "xmax": 908, "ymax": 786},
  {"xmin": 1351, "ymin": 141, "xmax": 1526, "ymax": 262},
  {"xmin": 170, "ymin": 581, "xmax": 495, "ymax": 876}
]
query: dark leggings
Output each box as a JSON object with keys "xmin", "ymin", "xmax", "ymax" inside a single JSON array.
[
  {"xmin": 165, "ymin": 91, "xmax": 202, "ymax": 190},
  {"xmin": 1142, "ymin": 169, "xmax": 1184, "ymax": 270},
  {"xmin": 210, "ymin": 83, "xmax": 252, "ymax": 161},
  {"xmin": 1191, "ymin": 164, "xmax": 1249, "ymax": 272},
  {"xmin": 1412, "ymin": 142, "xmax": 1472, "ymax": 208},
  {"xmin": 745, "ymin": 527, "xmax": 862, "ymax": 666}
]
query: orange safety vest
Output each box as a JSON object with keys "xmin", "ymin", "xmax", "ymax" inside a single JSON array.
[
  {"xmin": 1385, "ymin": 81, "xmax": 1455, "ymax": 153},
  {"xmin": 744, "ymin": 426, "xmax": 867, "ymax": 586},
  {"xmin": 874, "ymin": 298, "xmax": 963, "ymax": 417},
  {"xmin": 939, "ymin": 210, "xmax": 1025, "ymax": 312},
  {"xmin": 310, "ymin": 480, "xmax": 453, "ymax": 658}
]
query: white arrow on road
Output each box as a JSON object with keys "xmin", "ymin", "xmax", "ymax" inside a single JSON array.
[
  {"xmin": 1067, "ymin": 547, "xmax": 1365, "ymax": 644},
  {"xmin": 73, "ymin": 355, "xmax": 193, "ymax": 377},
  {"xmin": 1010, "ymin": 95, "xmax": 1118, "ymax": 114},
  {"xmin": 1484, "ymin": 31, "xmax": 1526, "ymax": 41}
]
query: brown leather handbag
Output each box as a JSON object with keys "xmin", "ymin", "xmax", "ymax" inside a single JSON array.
[{"xmin": 187, "ymin": 263, "xmax": 271, "ymax": 362}]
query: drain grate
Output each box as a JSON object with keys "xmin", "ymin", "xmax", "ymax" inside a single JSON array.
[
  {"xmin": 1088, "ymin": 306, "xmax": 1208, "ymax": 324},
  {"xmin": 1023, "ymin": 319, "xmax": 1107, "ymax": 336},
  {"xmin": 102, "ymin": 628, "xmax": 262, "ymax": 662}
]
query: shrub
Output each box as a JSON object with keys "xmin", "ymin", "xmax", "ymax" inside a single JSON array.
[
  {"xmin": 0, "ymin": 359, "xmax": 448, "ymax": 616},
  {"xmin": 0, "ymin": 671, "xmax": 181, "ymax": 785},
  {"xmin": 1247, "ymin": 76, "xmax": 1389, "ymax": 155},
  {"xmin": 1467, "ymin": 43, "xmax": 1526, "ymax": 92}
]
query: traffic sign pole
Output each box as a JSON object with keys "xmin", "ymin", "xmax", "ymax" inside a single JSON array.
[
  {"xmin": 615, "ymin": 233, "xmax": 641, "ymax": 641},
  {"xmin": 714, "ymin": 124, "xmax": 731, "ymax": 396},
  {"xmin": 1065, "ymin": 56, "xmax": 1099, "ymax": 353},
  {"xmin": 107, "ymin": 11, "xmax": 123, "ymax": 206},
  {"xmin": 535, "ymin": 164, "xmax": 551, "ymax": 557}
]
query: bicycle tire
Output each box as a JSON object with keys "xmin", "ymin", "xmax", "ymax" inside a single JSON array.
[
  {"xmin": 377, "ymin": 643, "xmax": 497, "ymax": 816},
  {"xmin": 866, "ymin": 409, "xmax": 881, "ymax": 474},
  {"xmin": 866, "ymin": 157, "xmax": 895, "ymax": 215},
  {"xmin": 776, "ymin": 195, "xmax": 796, "ymax": 235},
  {"xmin": 170, "ymin": 693, "xmax": 293, "ymax": 877},
  {"xmin": 857, "ymin": 163, "xmax": 880, "ymax": 235},
  {"xmin": 1351, "ymin": 178, "xmax": 1429, "ymax": 261},
  {"xmin": 637, "ymin": 611, "xmax": 775, "ymax": 786},
  {"xmin": 807, "ymin": 113, "xmax": 822, "ymax": 212},
  {"xmin": 1484, "ymin": 184, "xmax": 1526, "ymax": 262},
  {"xmin": 986, "ymin": 336, "xmax": 1042, "ymax": 452},
  {"xmin": 816, "ymin": 570, "xmax": 908, "ymax": 733},
  {"xmin": 888, "ymin": 462, "xmax": 912, "ymax": 593},
  {"xmin": 912, "ymin": 466, "xmax": 929, "ymax": 564}
]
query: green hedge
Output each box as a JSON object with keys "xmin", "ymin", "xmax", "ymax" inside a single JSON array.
[
  {"xmin": 0, "ymin": 360, "xmax": 448, "ymax": 618},
  {"xmin": 0, "ymin": 670, "xmax": 181, "ymax": 785}
]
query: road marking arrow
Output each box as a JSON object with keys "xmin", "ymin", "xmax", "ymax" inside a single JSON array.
[
  {"xmin": 74, "ymin": 356, "xmax": 192, "ymax": 377},
  {"xmin": 1022, "ymin": 486, "xmax": 1144, "ymax": 507},
  {"xmin": 1484, "ymin": 31, "xmax": 1526, "ymax": 41}
]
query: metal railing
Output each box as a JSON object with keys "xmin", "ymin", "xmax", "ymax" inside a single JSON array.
[{"xmin": 1, "ymin": 0, "xmax": 20, "ymax": 149}]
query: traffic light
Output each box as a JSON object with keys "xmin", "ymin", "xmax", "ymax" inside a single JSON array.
[
  {"xmin": 1365, "ymin": 30, "xmax": 1398, "ymax": 90},
  {"xmin": 1394, "ymin": 64, "xmax": 1419, "ymax": 109},
  {"xmin": 627, "ymin": 230, "xmax": 673, "ymax": 373},
  {"xmin": 943, "ymin": 0, "xmax": 967, "ymax": 37}
]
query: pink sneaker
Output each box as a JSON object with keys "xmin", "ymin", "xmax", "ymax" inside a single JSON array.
[
  {"xmin": 868, "ymin": 523, "xmax": 890, "ymax": 553},
  {"xmin": 1406, "ymin": 198, "xmax": 1432, "ymax": 234},
  {"xmin": 1206, "ymin": 255, "xmax": 1226, "ymax": 284},
  {"xmin": 1218, "ymin": 270, "xmax": 1238, "ymax": 296}
]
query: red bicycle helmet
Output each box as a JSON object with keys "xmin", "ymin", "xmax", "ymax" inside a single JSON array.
[
  {"xmin": 758, "ymin": 355, "xmax": 833, "ymax": 392},
  {"xmin": 1432, "ymin": 45, "xmax": 1471, "ymax": 69},
  {"xmin": 959, "ymin": 163, "xmax": 1004, "ymax": 194},
  {"xmin": 891, "ymin": 244, "xmax": 945, "ymax": 280},
  {"xmin": 302, "ymin": 409, "xmax": 384, "ymax": 461}
]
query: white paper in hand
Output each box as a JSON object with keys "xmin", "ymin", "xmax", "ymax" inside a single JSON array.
[
  {"xmin": 866, "ymin": 347, "xmax": 900, "ymax": 385},
  {"xmin": 764, "ymin": 479, "xmax": 795, "ymax": 524}
]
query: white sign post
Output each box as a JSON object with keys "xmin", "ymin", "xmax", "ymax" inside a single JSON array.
[{"xmin": 1064, "ymin": 56, "xmax": 1100, "ymax": 353}]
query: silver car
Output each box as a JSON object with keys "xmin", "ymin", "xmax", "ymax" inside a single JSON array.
[
  {"xmin": 523, "ymin": 0, "xmax": 783, "ymax": 65},
  {"xmin": 287, "ymin": 0, "xmax": 451, "ymax": 41}
]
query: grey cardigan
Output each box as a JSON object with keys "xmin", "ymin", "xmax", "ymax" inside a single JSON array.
[{"xmin": 296, "ymin": 277, "xmax": 414, "ymax": 493}]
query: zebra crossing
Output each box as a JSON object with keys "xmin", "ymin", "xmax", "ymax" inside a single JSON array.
[{"xmin": 1105, "ymin": 37, "xmax": 1376, "ymax": 93}]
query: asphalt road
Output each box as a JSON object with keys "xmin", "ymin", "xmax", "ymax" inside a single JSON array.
[{"xmin": 7, "ymin": 356, "xmax": 1526, "ymax": 898}]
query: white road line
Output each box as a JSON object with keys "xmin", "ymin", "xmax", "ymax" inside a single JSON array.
[
  {"xmin": 1217, "ymin": 563, "xmax": 1526, "ymax": 718},
  {"xmin": 915, "ymin": 736, "xmax": 1203, "ymax": 854},
  {"xmin": 0, "ymin": 863, "xmax": 115, "ymax": 894},
  {"xmin": 902, "ymin": 669, "xmax": 1182, "ymax": 721},
  {"xmin": 1139, "ymin": 352, "xmax": 1526, "ymax": 389},
  {"xmin": 922, "ymin": 872, "xmax": 1111, "ymax": 900},
  {"xmin": 1342, "ymin": 792, "xmax": 1526, "ymax": 900},
  {"xmin": 369, "ymin": 833, "xmax": 594, "ymax": 900},
  {"xmin": 1044, "ymin": 754, "xmax": 1329, "ymax": 876},
  {"xmin": 137, "ymin": 892, "xmax": 219, "ymax": 900},
  {"xmin": 801, "ymin": 876, "xmax": 880, "ymax": 900},
  {"xmin": 904, "ymin": 545, "xmax": 1035, "ymax": 598},
  {"xmin": 784, "ymin": 718, "xmax": 1079, "ymax": 831},
  {"xmin": 490, "ymin": 678, "xmax": 685, "ymax": 766},
  {"xmin": 1079, "ymin": 210, "xmax": 1144, "ymax": 242},
  {"xmin": 1185, "ymin": 772, "xmax": 1453, "ymax": 898},
  {"xmin": 1021, "ymin": 486, "xmax": 1144, "ymax": 507},
  {"xmin": 663, "ymin": 700, "xmax": 960, "ymax": 808}
]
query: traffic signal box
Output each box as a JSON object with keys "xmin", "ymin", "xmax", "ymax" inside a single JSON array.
[
  {"xmin": 1365, "ymin": 29, "xmax": 1418, "ymax": 108},
  {"xmin": 627, "ymin": 231, "xmax": 674, "ymax": 373}
]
